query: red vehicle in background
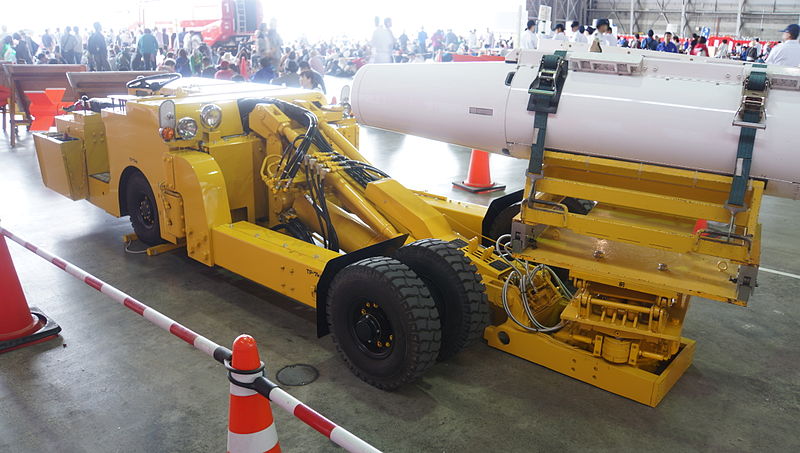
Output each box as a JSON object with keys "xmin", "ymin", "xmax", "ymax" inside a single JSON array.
[{"xmin": 180, "ymin": 0, "xmax": 263, "ymax": 50}]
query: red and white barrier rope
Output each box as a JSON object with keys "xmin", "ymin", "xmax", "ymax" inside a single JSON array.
[
  {"xmin": 0, "ymin": 226, "xmax": 227, "ymax": 360},
  {"xmin": 0, "ymin": 226, "xmax": 381, "ymax": 453}
]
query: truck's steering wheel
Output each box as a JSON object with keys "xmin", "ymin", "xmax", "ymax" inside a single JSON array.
[{"xmin": 126, "ymin": 73, "xmax": 182, "ymax": 92}]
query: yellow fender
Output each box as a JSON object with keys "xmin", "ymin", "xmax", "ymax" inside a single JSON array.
[{"xmin": 172, "ymin": 151, "xmax": 232, "ymax": 265}]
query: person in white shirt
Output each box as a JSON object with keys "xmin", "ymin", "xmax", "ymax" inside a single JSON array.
[
  {"xmin": 520, "ymin": 20, "xmax": 538, "ymax": 49},
  {"xmin": 715, "ymin": 39, "xmax": 730, "ymax": 58},
  {"xmin": 572, "ymin": 24, "xmax": 588, "ymax": 44},
  {"xmin": 766, "ymin": 24, "xmax": 800, "ymax": 67},
  {"xmin": 483, "ymin": 28, "xmax": 495, "ymax": 48},
  {"xmin": 594, "ymin": 19, "xmax": 617, "ymax": 48},
  {"xmin": 552, "ymin": 24, "xmax": 567, "ymax": 41},
  {"xmin": 369, "ymin": 17, "xmax": 396, "ymax": 63},
  {"xmin": 468, "ymin": 30, "xmax": 478, "ymax": 50}
]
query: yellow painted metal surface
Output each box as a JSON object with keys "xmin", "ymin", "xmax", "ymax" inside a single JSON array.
[
  {"xmin": 32, "ymin": 132, "xmax": 88, "ymax": 200},
  {"xmin": 207, "ymin": 139, "xmax": 259, "ymax": 222},
  {"xmin": 414, "ymin": 191, "xmax": 488, "ymax": 240},
  {"xmin": 364, "ymin": 179, "xmax": 454, "ymax": 241},
  {"xmin": 172, "ymin": 151, "xmax": 232, "ymax": 264},
  {"xmin": 212, "ymin": 222, "xmax": 340, "ymax": 308},
  {"xmin": 484, "ymin": 323, "xmax": 695, "ymax": 407}
]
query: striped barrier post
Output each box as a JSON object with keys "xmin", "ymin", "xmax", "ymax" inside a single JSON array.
[{"xmin": 0, "ymin": 225, "xmax": 381, "ymax": 453}]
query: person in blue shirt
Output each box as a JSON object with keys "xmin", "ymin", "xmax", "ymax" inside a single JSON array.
[
  {"xmin": 175, "ymin": 49, "xmax": 192, "ymax": 76},
  {"xmin": 642, "ymin": 29, "xmax": 659, "ymax": 50},
  {"xmin": 137, "ymin": 29, "xmax": 159, "ymax": 70},
  {"xmin": 656, "ymin": 32, "xmax": 678, "ymax": 53},
  {"xmin": 251, "ymin": 57, "xmax": 276, "ymax": 84},
  {"xmin": 417, "ymin": 27, "xmax": 428, "ymax": 53}
]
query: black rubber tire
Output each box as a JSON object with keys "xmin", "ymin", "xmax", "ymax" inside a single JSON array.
[
  {"xmin": 326, "ymin": 257, "xmax": 441, "ymax": 390},
  {"xmin": 488, "ymin": 202, "xmax": 522, "ymax": 241},
  {"xmin": 395, "ymin": 239, "xmax": 489, "ymax": 361},
  {"xmin": 124, "ymin": 171, "xmax": 165, "ymax": 246}
]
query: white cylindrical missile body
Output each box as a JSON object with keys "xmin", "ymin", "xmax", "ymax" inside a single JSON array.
[{"xmin": 351, "ymin": 49, "xmax": 800, "ymax": 199}]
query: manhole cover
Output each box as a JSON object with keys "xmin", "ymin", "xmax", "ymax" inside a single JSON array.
[{"xmin": 276, "ymin": 364, "xmax": 319, "ymax": 386}]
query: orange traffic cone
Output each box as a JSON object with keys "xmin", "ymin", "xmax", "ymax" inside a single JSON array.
[
  {"xmin": 453, "ymin": 149, "xmax": 506, "ymax": 193},
  {"xmin": 0, "ymin": 234, "xmax": 61, "ymax": 353},
  {"xmin": 227, "ymin": 335, "xmax": 280, "ymax": 453}
]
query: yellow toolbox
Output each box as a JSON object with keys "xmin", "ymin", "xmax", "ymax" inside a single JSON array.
[{"xmin": 33, "ymin": 132, "xmax": 88, "ymax": 201}]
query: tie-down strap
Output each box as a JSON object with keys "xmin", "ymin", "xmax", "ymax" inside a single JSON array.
[
  {"xmin": 728, "ymin": 65, "xmax": 769, "ymax": 209},
  {"xmin": 526, "ymin": 50, "xmax": 568, "ymax": 177}
]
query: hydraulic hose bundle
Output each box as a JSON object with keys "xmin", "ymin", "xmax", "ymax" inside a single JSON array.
[
  {"xmin": 258, "ymin": 99, "xmax": 389, "ymax": 251},
  {"xmin": 494, "ymin": 234, "xmax": 572, "ymax": 333}
]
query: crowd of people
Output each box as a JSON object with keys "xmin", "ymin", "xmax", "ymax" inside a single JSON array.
[
  {"xmin": 518, "ymin": 18, "xmax": 800, "ymax": 66},
  {"xmin": 2, "ymin": 16, "xmax": 799, "ymax": 90},
  {"xmin": 0, "ymin": 21, "xmax": 329, "ymax": 93}
]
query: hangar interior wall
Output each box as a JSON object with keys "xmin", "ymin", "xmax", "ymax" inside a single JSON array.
[{"xmin": 526, "ymin": 0, "xmax": 800, "ymax": 40}]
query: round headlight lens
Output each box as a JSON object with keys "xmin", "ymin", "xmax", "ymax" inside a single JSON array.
[
  {"xmin": 176, "ymin": 117, "xmax": 198, "ymax": 139},
  {"xmin": 200, "ymin": 104, "xmax": 223, "ymax": 129}
]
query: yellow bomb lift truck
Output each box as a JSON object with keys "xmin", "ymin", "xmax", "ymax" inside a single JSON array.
[{"xmin": 33, "ymin": 73, "xmax": 762, "ymax": 406}]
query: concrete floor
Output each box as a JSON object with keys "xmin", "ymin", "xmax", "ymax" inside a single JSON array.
[{"xmin": 1, "ymin": 111, "xmax": 799, "ymax": 452}]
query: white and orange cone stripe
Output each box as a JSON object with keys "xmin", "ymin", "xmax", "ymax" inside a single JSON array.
[{"xmin": 228, "ymin": 335, "xmax": 280, "ymax": 453}]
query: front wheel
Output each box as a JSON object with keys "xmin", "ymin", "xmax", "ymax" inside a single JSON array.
[
  {"xmin": 124, "ymin": 172, "xmax": 165, "ymax": 246},
  {"xmin": 327, "ymin": 257, "xmax": 441, "ymax": 390}
]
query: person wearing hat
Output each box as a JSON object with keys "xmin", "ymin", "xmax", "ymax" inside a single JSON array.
[
  {"xmin": 765, "ymin": 24, "xmax": 800, "ymax": 67},
  {"xmin": 214, "ymin": 60, "xmax": 235, "ymax": 80},
  {"xmin": 572, "ymin": 24, "xmax": 588, "ymax": 44},
  {"xmin": 521, "ymin": 19, "xmax": 538, "ymax": 49},
  {"xmin": 552, "ymin": 24, "xmax": 567, "ymax": 41},
  {"xmin": 593, "ymin": 19, "xmax": 617, "ymax": 48}
]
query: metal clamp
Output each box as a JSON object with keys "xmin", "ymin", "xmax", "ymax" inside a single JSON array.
[{"xmin": 732, "ymin": 95, "xmax": 767, "ymax": 129}]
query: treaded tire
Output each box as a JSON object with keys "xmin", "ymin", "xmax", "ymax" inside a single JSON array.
[
  {"xmin": 326, "ymin": 256, "xmax": 441, "ymax": 390},
  {"xmin": 487, "ymin": 197, "xmax": 593, "ymax": 241},
  {"xmin": 488, "ymin": 202, "xmax": 522, "ymax": 241},
  {"xmin": 124, "ymin": 171, "xmax": 165, "ymax": 246},
  {"xmin": 395, "ymin": 239, "xmax": 489, "ymax": 361}
]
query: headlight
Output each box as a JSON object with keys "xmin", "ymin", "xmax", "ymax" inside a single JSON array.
[
  {"xmin": 200, "ymin": 104, "xmax": 222, "ymax": 129},
  {"xmin": 176, "ymin": 117, "xmax": 198, "ymax": 139}
]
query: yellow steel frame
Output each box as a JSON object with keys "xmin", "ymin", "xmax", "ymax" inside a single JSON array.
[{"xmin": 482, "ymin": 150, "xmax": 764, "ymax": 406}]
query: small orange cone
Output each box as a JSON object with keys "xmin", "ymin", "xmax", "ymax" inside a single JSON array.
[
  {"xmin": 227, "ymin": 335, "xmax": 280, "ymax": 453},
  {"xmin": 453, "ymin": 149, "xmax": 506, "ymax": 193},
  {"xmin": 0, "ymin": 234, "xmax": 61, "ymax": 353}
]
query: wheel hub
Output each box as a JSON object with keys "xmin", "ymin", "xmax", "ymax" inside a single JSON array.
[
  {"xmin": 352, "ymin": 302, "xmax": 393, "ymax": 357},
  {"xmin": 355, "ymin": 314, "xmax": 382, "ymax": 343},
  {"xmin": 138, "ymin": 197, "xmax": 154, "ymax": 227}
]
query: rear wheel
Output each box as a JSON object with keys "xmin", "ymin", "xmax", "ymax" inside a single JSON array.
[
  {"xmin": 124, "ymin": 172, "xmax": 165, "ymax": 246},
  {"xmin": 396, "ymin": 239, "xmax": 489, "ymax": 361},
  {"xmin": 327, "ymin": 257, "xmax": 441, "ymax": 389}
]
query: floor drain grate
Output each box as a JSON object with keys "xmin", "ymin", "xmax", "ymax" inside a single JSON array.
[{"xmin": 276, "ymin": 364, "xmax": 319, "ymax": 386}]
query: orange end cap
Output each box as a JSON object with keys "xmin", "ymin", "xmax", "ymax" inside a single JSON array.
[
  {"xmin": 231, "ymin": 334, "xmax": 261, "ymax": 370},
  {"xmin": 693, "ymin": 219, "xmax": 708, "ymax": 234}
]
